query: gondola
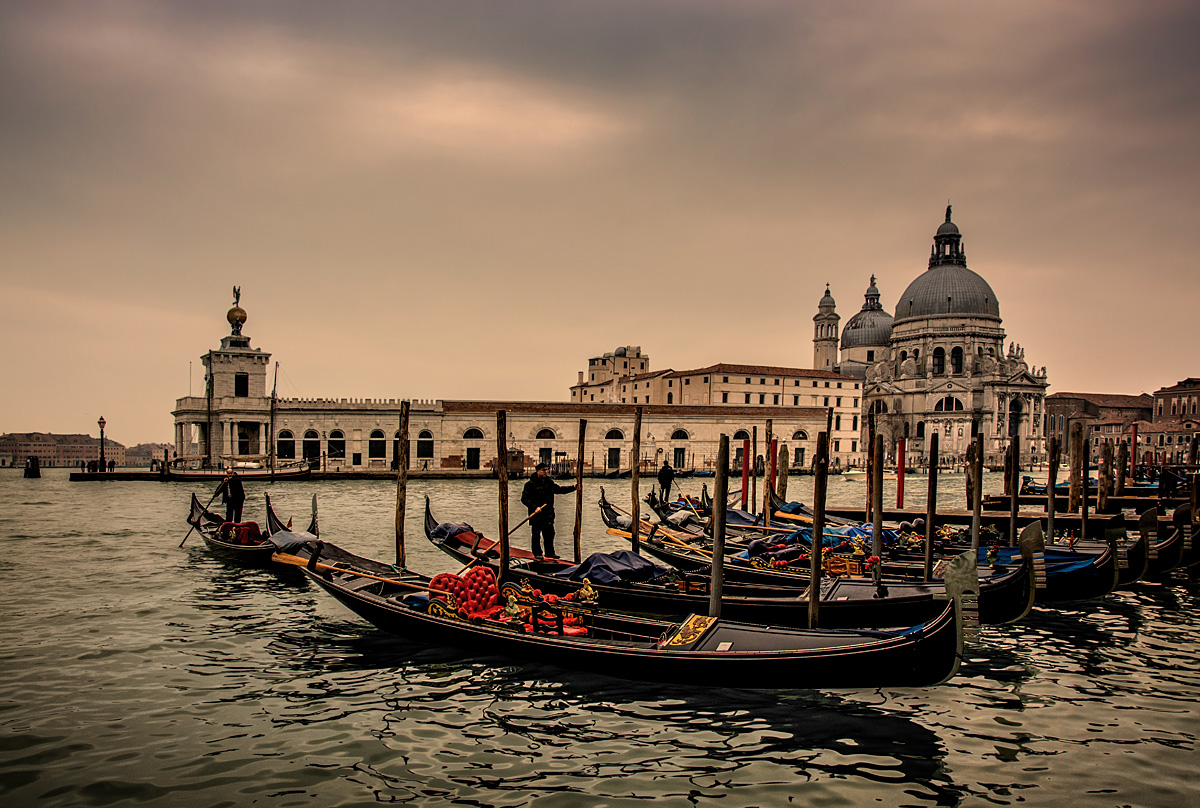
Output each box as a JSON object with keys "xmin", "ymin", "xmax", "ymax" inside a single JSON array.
[
  {"xmin": 167, "ymin": 462, "xmax": 312, "ymax": 482},
  {"xmin": 423, "ymin": 497, "xmax": 1015, "ymax": 629},
  {"xmin": 597, "ymin": 490, "xmax": 1036, "ymax": 625},
  {"xmin": 1143, "ymin": 505, "xmax": 1189, "ymax": 578},
  {"xmin": 185, "ymin": 492, "xmax": 317, "ymax": 563},
  {"xmin": 271, "ymin": 538, "xmax": 971, "ymax": 688}
]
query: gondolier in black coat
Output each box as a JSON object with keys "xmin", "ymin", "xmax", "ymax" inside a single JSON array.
[
  {"xmin": 520, "ymin": 462, "xmax": 576, "ymax": 559},
  {"xmin": 218, "ymin": 468, "xmax": 246, "ymax": 524},
  {"xmin": 658, "ymin": 460, "xmax": 675, "ymax": 502}
]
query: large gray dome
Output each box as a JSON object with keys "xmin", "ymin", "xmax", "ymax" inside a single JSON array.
[
  {"xmin": 841, "ymin": 276, "xmax": 894, "ymax": 349},
  {"xmin": 894, "ymin": 208, "xmax": 1000, "ymax": 325},
  {"xmin": 894, "ymin": 264, "xmax": 1000, "ymax": 323}
]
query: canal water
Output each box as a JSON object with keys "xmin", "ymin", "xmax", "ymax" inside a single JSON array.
[{"xmin": 1, "ymin": 469, "xmax": 1196, "ymax": 807}]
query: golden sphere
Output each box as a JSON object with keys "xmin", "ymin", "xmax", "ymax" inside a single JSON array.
[{"xmin": 227, "ymin": 306, "xmax": 247, "ymax": 327}]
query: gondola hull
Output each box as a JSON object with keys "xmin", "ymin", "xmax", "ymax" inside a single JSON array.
[{"xmin": 288, "ymin": 541, "xmax": 966, "ymax": 689}]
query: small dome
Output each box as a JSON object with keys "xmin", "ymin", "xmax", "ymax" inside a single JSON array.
[
  {"xmin": 818, "ymin": 283, "xmax": 836, "ymax": 308},
  {"xmin": 841, "ymin": 275, "xmax": 893, "ymax": 349},
  {"xmin": 841, "ymin": 308, "xmax": 894, "ymax": 349},
  {"xmin": 936, "ymin": 220, "xmax": 960, "ymax": 236}
]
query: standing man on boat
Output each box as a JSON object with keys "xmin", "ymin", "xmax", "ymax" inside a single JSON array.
[
  {"xmin": 218, "ymin": 468, "xmax": 246, "ymax": 524},
  {"xmin": 520, "ymin": 462, "xmax": 576, "ymax": 559},
  {"xmin": 658, "ymin": 460, "xmax": 676, "ymax": 503}
]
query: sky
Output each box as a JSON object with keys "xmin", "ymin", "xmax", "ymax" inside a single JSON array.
[{"xmin": 2, "ymin": 1, "xmax": 1198, "ymax": 446}]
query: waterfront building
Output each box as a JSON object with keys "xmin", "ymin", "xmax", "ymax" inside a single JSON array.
[
  {"xmin": 0, "ymin": 432, "xmax": 125, "ymax": 468},
  {"xmin": 173, "ymin": 302, "xmax": 834, "ymax": 473},
  {"xmin": 815, "ymin": 207, "xmax": 1051, "ymax": 467},
  {"xmin": 1044, "ymin": 392, "xmax": 1153, "ymax": 462},
  {"xmin": 570, "ymin": 352, "xmax": 863, "ymax": 466}
]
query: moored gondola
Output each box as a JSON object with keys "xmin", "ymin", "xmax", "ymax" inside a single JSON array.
[
  {"xmin": 272, "ymin": 538, "xmax": 971, "ymax": 689},
  {"xmin": 424, "ymin": 497, "xmax": 1008, "ymax": 629},
  {"xmin": 596, "ymin": 489, "xmax": 1035, "ymax": 625}
]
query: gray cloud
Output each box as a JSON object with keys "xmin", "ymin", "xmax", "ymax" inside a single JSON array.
[{"xmin": 1, "ymin": 1, "xmax": 1197, "ymax": 443}]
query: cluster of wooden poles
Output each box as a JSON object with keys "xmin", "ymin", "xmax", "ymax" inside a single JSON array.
[{"xmin": 382, "ymin": 405, "xmax": 1023, "ymax": 628}]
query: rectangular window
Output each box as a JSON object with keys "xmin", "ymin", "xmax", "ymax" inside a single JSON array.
[
  {"xmin": 866, "ymin": 350, "xmax": 874, "ymax": 362},
  {"xmin": 851, "ymin": 440, "xmax": 857, "ymax": 452},
  {"xmin": 833, "ymin": 440, "xmax": 841, "ymax": 452},
  {"xmin": 684, "ymin": 378, "xmax": 690, "ymax": 385},
  {"xmin": 773, "ymin": 395, "xmax": 779, "ymax": 404},
  {"xmin": 760, "ymin": 378, "xmax": 766, "ymax": 385},
  {"xmin": 774, "ymin": 378, "xmax": 780, "ymax": 385},
  {"xmin": 234, "ymin": 372, "xmax": 249, "ymax": 397},
  {"xmin": 723, "ymin": 376, "xmax": 729, "ymax": 383},
  {"xmin": 836, "ymin": 397, "xmax": 842, "ymax": 407},
  {"xmin": 854, "ymin": 398, "xmax": 859, "ymax": 407},
  {"xmin": 668, "ymin": 380, "xmax": 673, "ymax": 387},
  {"xmin": 794, "ymin": 380, "xmax": 800, "ymax": 386},
  {"xmin": 813, "ymin": 381, "xmax": 818, "ymax": 387},
  {"xmin": 759, "ymin": 394, "xmax": 765, "ymax": 404},
  {"xmin": 745, "ymin": 394, "xmax": 751, "ymax": 404},
  {"xmin": 837, "ymin": 382, "xmax": 843, "ymax": 388},
  {"xmin": 745, "ymin": 377, "xmax": 751, "ymax": 383},
  {"xmin": 703, "ymin": 377, "xmax": 708, "ymax": 383},
  {"xmin": 722, "ymin": 393, "xmax": 729, "ymax": 403},
  {"xmin": 824, "ymin": 397, "xmax": 830, "ymax": 406},
  {"xmin": 793, "ymin": 395, "xmax": 799, "ymax": 405}
]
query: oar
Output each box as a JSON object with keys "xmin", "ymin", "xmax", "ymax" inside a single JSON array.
[
  {"xmin": 455, "ymin": 505, "xmax": 548, "ymax": 575},
  {"xmin": 272, "ymin": 551, "xmax": 450, "ymax": 595},
  {"xmin": 180, "ymin": 487, "xmax": 223, "ymax": 548}
]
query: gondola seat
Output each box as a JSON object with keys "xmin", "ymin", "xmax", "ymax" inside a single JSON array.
[
  {"xmin": 430, "ymin": 566, "xmax": 503, "ymax": 621},
  {"xmin": 219, "ymin": 521, "xmax": 263, "ymax": 545}
]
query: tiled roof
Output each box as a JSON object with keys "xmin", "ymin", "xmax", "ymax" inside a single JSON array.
[
  {"xmin": 1046, "ymin": 392, "xmax": 1153, "ymax": 409},
  {"xmin": 441, "ymin": 401, "xmax": 829, "ymax": 417},
  {"xmin": 664, "ymin": 363, "xmax": 854, "ymax": 381}
]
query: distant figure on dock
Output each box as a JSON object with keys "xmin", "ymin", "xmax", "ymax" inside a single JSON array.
[
  {"xmin": 658, "ymin": 460, "xmax": 675, "ymax": 502},
  {"xmin": 520, "ymin": 462, "xmax": 577, "ymax": 559},
  {"xmin": 219, "ymin": 469, "xmax": 245, "ymax": 523}
]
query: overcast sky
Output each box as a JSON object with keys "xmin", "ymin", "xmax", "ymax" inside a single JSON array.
[{"xmin": 2, "ymin": 1, "xmax": 1197, "ymax": 446}]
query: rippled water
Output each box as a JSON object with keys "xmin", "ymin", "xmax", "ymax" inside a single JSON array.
[{"xmin": 1, "ymin": 469, "xmax": 1197, "ymax": 806}]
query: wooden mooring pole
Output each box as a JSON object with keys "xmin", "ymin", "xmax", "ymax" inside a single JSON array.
[
  {"xmin": 394, "ymin": 400, "xmax": 410, "ymax": 568},
  {"xmin": 496, "ymin": 410, "xmax": 510, "ymax": 583},
  {"xmin": 808, "ymin": 431, "xmax": 829, "ymax": 629},
  {"xmin": 708, "ymin": 435, "xmax": 730, "ymax": 619},
  {"xmin": 924, "ymin": 430, "xmax": 939, "ymax": 581},
  {"xmin": 630, "ymin": 406, "xmax": 642, "ymax": 553},
  {"xmin": 573, "ymin": 418, "xmax": 586, "ymax": 563}
]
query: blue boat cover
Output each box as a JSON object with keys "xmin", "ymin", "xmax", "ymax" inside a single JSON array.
[
  {"xmin": 431, "ymin": 521, "xmax": 475, "ymax": 541},
  {"xmin": 553, "ymin": 549, "xmax": 672, "ymax": 585}
]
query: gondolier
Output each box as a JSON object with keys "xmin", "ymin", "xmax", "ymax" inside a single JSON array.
[
  {"xmin": 520, "ymin": 462, "xmax": 576, "ymax": 559},
  {"xmin": 658, "ymin": 460, "xmax": 675, "ymax": 502},
  {"xmin": 218, "ymin": 468, "xmax": 245, "ymax": 524}
]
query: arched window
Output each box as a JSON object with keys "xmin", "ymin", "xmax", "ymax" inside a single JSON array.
[
  {"xmin": 934, "ymin": 396, "xmax": 963, "ymax": 412},
  {"xmin": 536, "ymin": 428, "xmax": 556, "ymax": 440},
  {"xmin": 671, "ymin": 429, "xmax": 689, "ymax": 440},
  {"xmin": 932, "ymin": 347, "xmax": 946, "ymax": 375},
  {"xmin": 666, "ymin": 392, "xmax": 673, "ymax": 404},
  {"xmin": 916, "ymin": 421, "xmax": 926, "ymax": 438},
  {"xmin": 328, "ymin": 430, "xmax": 346, "ymax": 459},
  {"xmin": 277, "ymin": 430, "xmax": 295, "ymax": 460},
  {"xmin": 417, "ymin": 429, "xmax": 434, "ymax": 459},
  {"xmin": 463, "ymin": 428, "xmax": 484, "ymax": 440},
  {"xmin": 903, "ymin": 422, "xmax": 910, "ymax": 438},
  {"xmin": 950, "ymin": 347, "xmax": 964, "ymax": 374},
  {"xmin": 733, "ymin": 430, "xmax": 750, "ymax": 441},
  {"xmin": 869, "ymin": 400, "xmax": 888, "ymax": 414},
  {"xmin": 368, "ymin": 429, "xmax": 386, "ymax": 459},
  {"xmin": 303, "ymin": 430, "xmax": 320, "ymax": 461},
  {"xmin": 792, "ymin": 430, "xmax": 808, "ymax": 441},
  {"xmin": 605, "ymin": 429, "xmax": 624, "ymax": 440},
  {"xmin": 898, "ymin": 350, "xmax": 908, "ymax": 363}
]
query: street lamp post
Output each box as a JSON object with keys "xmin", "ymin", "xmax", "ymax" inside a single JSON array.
[{"xmin": 98, "ymin": 416, "xmax": 107, "ymax": 473}]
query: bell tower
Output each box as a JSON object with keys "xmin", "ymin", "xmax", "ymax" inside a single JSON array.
[{"xmin": 812, "ymin": 284, "xmax": 840, "ymax": 369}]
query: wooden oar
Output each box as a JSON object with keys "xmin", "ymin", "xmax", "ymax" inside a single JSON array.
[
  {"xmin": 272, "ymin": 551, "xmax": 450, "ymax": 595},
  {"xmin": 454, "ymin": 505, "xmax": 549, "ymax": 574},
  {"xmin": 179, "ymin": 487, "xmax": 223, "ymax": 548}
]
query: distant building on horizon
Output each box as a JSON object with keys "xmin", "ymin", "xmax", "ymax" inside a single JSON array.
[{"xmin": 0, "ymin": 432, "xmax": 125, "ymax": 468}]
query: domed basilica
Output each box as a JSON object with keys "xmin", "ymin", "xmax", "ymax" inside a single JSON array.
[{"xmin": 813, "ymin": 207, "xmax": 1049, "ymax": 466}]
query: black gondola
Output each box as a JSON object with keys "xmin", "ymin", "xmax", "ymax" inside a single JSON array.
[
  {"xmin": 423, "ymin": 497, "xmax": 1014, "ymax": 629},
  {"xmin": 596, "ymin": 490, "xmax": 1036, "ymax": 625},
  {"xmin": 273, "ymin": 538, "xmax": 971, "ymax": 689},
  {"xmin": 185, "ymin": 492, "xmax": 317, "ymax": 563}
]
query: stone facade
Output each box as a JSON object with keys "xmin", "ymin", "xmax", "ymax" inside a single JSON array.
[{"xmin": 174, "ymin": 308, "xmax": 837, "ymax": 473}]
